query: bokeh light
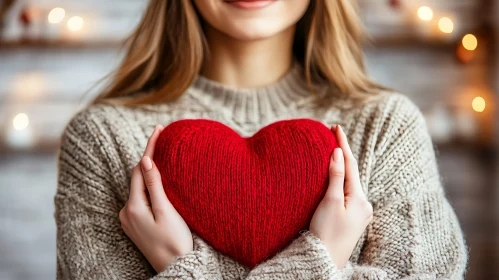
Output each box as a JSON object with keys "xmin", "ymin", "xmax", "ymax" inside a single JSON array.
[
  {"xmin": 67, "ymin": 16, "xmax": 84, "ymax": 32},
  {"xmin": 472, "ymin": 96, "xmax": 486, "ymax": 112},
  {"xmin": 418, "ymin": 6, "xmax": 434, "ymax": 21},
  {"xmin": 438, "ymin": 17, "xmax": 454, "ymax": 33},
  {"xmin": 13, "ymin": 113, "xmax": 29, "ymax": 130},
  {"xmin": 48, "ymin": 7, "xmax": 65, "ymax": 24},
  {"xmin": 462, "ymin": 34, "xmax": 478, "ymax": 51}
]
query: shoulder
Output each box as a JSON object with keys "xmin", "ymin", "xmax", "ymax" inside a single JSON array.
[
  {"xmin": 339, "ymin": 91, "xmax": 432, "ymax": 166},
  {"xmin": 59, "ymin": 103, "xmax": 131, "ymax": 165},
  {"xmin": 351, "ymin": 91, "xmax": 428, "ymax": 140},
  {"xmin": 360, "ymin": 91, "xmax": 424, "ymax": 125},
  {"xmin": 61, "ymin": 103, "xmax": 135, "ymax": 144},
  {"xmin": 361, "ymin": 91, "xmax": 435, "ymax": 163},
  {"xmin": 64, "ymin": 103, "xmax": 121, "ymax": 134}
]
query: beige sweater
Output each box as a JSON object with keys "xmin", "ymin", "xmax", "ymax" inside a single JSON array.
[{"xmin": 55, "ymin": 64, "xmax": 468, "ymax": 279}]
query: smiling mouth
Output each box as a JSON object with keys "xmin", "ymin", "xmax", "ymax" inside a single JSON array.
[{"xmin": 224, "ymin": 0, "xmax": 276, "ymax": 10}]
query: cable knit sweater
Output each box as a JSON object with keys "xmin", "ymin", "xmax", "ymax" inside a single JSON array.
[{"xmin": 55, "ymin": 64, "xmax": 468, "ymax": 279}]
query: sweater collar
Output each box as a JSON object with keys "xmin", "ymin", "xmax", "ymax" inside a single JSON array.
[{"xmin": 187, "ymin": 62, "xmax": 315, "ymax": 123}]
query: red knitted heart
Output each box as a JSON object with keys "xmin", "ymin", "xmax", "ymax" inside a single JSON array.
[{"xmin": 154, "ymin": 119, "xmax": 338, "ymax": 268}]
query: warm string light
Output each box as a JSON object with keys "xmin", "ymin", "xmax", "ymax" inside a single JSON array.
[
  {"xmin": 462, "ymin": 34, "xmax": 478, "ymax": 51},
  {"xmin": 48, "ymin": 6, "xmax": 84, "ymax": 33},
  {"xmin": 417, "ymin": 6, "xmax": 433, "ymax": 21},
  {"xmin": 67, "ymin": 16, "xmax": 84, "ymax": 32},
  {"xmin": 413, "ymin": 4, "xmax": 479, "ymax": 64},
  {"xmin": 438, "ymin": 17, "xmax": 454, "ymax": 34},
  {"xmin": 410, "ymin": 3, "xmax": 485, "ymax": 120},
  {"xmin": 13, "ymin": 113, "xmax": 29, "ymax": 131},
  {"xmin": 48, "ymin": 7, "xmax": 65, "ymax": 24},
  {"xmin": 472, "ymin": 97, "xmax": 486, "ymax": 113}
]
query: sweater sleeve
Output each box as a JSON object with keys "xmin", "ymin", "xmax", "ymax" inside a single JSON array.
[
  {"xmin": 348, "ymin": 95, "xmax": 468, "ymax": 279},
  {"xmin": 245, "ymin": 231, "xmax": 353, "ymax": 279},
  {"xmin": 246, "ymin": 95, "xmax": 468, "ymax": 280},
  {"xmin": 54, "ymin": 109, "xmax": 221, "ymax": 280}
]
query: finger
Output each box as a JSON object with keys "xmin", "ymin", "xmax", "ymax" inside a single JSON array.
[
  {"xmin": 335, "ymin": 125, "xmax": 355, "ymax": 163},
  {"xmin": 336, "ymin": 126, "xmax": 362, "ymax": 193},
  {"xmin": 143, "ymin": 125, "xmax": 164, "ymax": 159},
  {"xmin": 141, "ymin": 156, "xmax": 170, "ymax": 217},
  {"xmin": 128, "ymin": 165, "xmax": 150, "ymax": 207},
  {"xmin": 324, "ymin": 148, "xmax": 345, "ymax": 207}
]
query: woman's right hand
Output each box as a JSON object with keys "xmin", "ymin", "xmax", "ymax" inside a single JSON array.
[
  {"xmin": 119, "ymin": 125, "xmax": 193, "ymax": 273},
  {"xmin": 309, "ymin": 125, "xmax": 373, "ymax": 269}
]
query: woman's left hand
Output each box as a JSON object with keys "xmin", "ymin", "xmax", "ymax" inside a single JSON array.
[{"xmin": 309, "ymin": 125, "xmax": 373, "ymax": 269}]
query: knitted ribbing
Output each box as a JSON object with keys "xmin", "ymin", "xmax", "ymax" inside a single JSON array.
[{"xmin": 54, "ymin": 63, "xmax": 468, "ymax": 279}]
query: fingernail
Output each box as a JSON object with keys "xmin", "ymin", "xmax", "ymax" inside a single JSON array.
[
  {"xmin": 338, "ymin": 125, "xmax": 343, "ymax": 134},
  {"xmin": 156, "ymin": 124, "xmax": 164, "ymax": 131},
  {"xmin": 330, "ymin": 124, "xmax": 337, "ymax": 131},
  {"xmin": 333, "ymin": 148, "xmax": 342, "ymax": 162},
  {"xmin": 141, "ymin": 156, "xmax": 153, "ymax": 171}
]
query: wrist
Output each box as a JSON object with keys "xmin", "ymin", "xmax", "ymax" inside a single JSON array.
[
  {"xmin": 150, "ymin": 252, "xmax": 176, "ymax": 273},
  {"xmin": 326, "ymin": 244, "xmax": 351, "ymax": 270}
]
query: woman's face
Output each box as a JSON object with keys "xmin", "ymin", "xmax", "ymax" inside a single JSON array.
[{"xmin": 193, "ymin": 0, "xmax": 311, "ymax": 41}]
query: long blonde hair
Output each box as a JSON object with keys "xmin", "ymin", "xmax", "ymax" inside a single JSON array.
[{"xmin": 93, "ymin": 0, "xmax": 383, "ymax": 105}]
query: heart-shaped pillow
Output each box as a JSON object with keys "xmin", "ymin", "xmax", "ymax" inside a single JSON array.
[{"xmin": 154, "ymin": 119, "xmax": 338, "ymax": 268}]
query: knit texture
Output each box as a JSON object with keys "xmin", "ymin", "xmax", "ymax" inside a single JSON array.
[
  {"xmin": 55, "ymin": 63, "xmax": 468, "ymax": 279},
  {"xmin": 154, "ymin": 118, "xmax": 338, "ymax": 268}
]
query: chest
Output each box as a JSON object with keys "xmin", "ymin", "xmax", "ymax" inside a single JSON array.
[{"xmin": 117, "ymin": 110, "xmax": 371, "ymax": 265}]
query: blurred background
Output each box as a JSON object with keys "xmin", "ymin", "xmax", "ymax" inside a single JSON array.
[{"xmin": 0, "ymin": 0, "xmax": 497, "ymax": 279}]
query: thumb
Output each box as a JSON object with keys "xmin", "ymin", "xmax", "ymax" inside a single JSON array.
[{"xmin": 141, "ymin": 156, "xmax": 170, "ymax": 216}]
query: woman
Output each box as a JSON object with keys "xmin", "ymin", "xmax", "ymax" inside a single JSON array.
[{"xmin": 55, "ymin": 0, "xmax": 468, "ymax": 279}]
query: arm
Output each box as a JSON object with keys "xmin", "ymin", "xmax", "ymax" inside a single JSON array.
[
  {"xmin": 246, "ymin": 96, "xmax": 468, "ymax": 279},
  {"xmin": 348, "ymin": 96, "xmax": 468, "ymax": 279},
  {"xmin": 55, "ymin": 110, "xmax": 221, "ymax": 279}
]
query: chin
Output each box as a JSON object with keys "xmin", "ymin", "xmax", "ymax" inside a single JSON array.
[
  {"xmin": 194, "ymin": 0, "xmax": 310, "ymax": 42},
  {"xmin": 224, "ymin": 22, "xmax": 285, "ymax": 41}
]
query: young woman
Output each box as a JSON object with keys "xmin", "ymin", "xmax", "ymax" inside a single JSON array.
[{"xmin": 55, "ymin": 0, "xmax": 468, "ymax": 279}]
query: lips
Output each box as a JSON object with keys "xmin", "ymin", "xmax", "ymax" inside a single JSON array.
[
  {"xmin": 225, "ymin": 0, "xmax": 269, "ymax": 2},
  {"xmin": 224, "ymin": 0, "xmax": 276, "ymax": 10}
]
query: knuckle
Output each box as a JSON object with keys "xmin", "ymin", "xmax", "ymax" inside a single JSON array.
[
  {"xmin": 126, "ymin": 205, "xmax": 140, "ymax": 218},
  {"xmin": 324, "ymin": 193, "xmax": 343, "ymax": 204},
  {"xmin": 152, "ymin": 206, "xmax": 167, "ymax": 216},
  {"xmin": 330, "ymin": 170, "xmax": 345, "ymax": 177},
  {"xmin": 351, "ymin": 196, "xmax": 372, "ymax": 214},
  {"xmin": 329, "ymin": 165, "xmax": 344, "ymax": 177},
  {"xmin": 143, "ymin": 174, "xmax": 158, "ymax": 187},
  {"xmin": 367, "ymin": 212, "xmax": 374, "ymax": 223},
  {"xmin": 361, "ymin": 200, "xmax": 373, "ymax": 216},
  {"xmin": 119, "ymin": 208, "xmax": 126, "ymax": 222}
]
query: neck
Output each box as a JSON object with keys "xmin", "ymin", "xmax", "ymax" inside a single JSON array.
[{"xmin": 200, "ymin": 25, "xmax": 296, "ymax": 88}]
